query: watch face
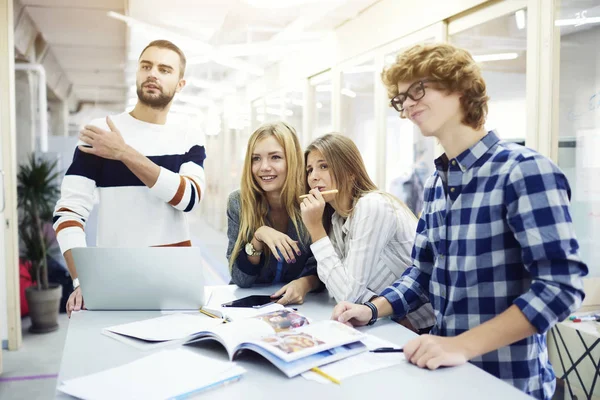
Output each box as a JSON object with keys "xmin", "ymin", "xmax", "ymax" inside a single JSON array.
[{"xmin": 245, "ymin": 242, "xmax": 254, "ymax": 255}]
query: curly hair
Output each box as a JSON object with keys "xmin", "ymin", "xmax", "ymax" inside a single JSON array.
[{"xmin": 381, "ymin": 43, "xmax": 488, "ymax": 130}]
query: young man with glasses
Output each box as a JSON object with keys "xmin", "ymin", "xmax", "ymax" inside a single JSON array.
[{"xmin": 331, "ymin": 43, "xmax": 587, "ymax": 400}]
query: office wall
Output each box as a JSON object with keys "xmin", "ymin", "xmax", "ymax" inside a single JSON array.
[
  {"xmin": 557, "ymin": 25, "xmax": 600, "ymax": 278},
  {"xmin": 334, "ymin": 0, "xmax": 486, "ymax": 63},
  {"xmin": 247, "ymin": 0, "xmax": 489, "ymax": 101}
]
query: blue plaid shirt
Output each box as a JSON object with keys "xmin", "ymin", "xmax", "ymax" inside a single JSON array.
[{"xmin": 381, "ymin": 131, "xmax": 587, "ymax": 400}]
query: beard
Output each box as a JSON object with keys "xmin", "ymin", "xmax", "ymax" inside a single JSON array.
[{"xmin": 136, "ymin": 82, "xmax": 175, "ymax": 109}]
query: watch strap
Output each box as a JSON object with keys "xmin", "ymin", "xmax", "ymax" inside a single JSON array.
[
  {"xmin": 246, "ymin": 242, "xmax": 262, "ymax": 257},
  {"xmin": 363, "ymin": 301, "xmax": 378, "ymax": 326}
]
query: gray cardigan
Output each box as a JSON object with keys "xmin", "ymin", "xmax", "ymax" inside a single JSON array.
[{"xmin": 226, "ymin": 190, "xmax": 319, "ymax": 288}]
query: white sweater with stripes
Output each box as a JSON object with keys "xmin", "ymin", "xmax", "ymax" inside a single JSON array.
[{"xmin": 53, "ymin": 112, "xmax": 206, "ymax": 252}]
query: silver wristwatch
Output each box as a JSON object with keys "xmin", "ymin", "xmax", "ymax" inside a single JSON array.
[
  {"xmin": 245, "ymin": 242, "xmax": 262, "ymax": 257},
  {"xmin": 72, "ymin": 278, "xmax": 80, "ymax": 290}
]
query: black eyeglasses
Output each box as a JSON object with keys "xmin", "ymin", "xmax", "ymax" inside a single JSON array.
[{"xmin": 390, "ymin": 79, "xmax": 430, "ymax": 112}]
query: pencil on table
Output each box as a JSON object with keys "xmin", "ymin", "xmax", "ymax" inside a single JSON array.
[
  {"xmin": 199, "ymin": 309, "xmax": 229, "ymax": 323},
  {"xmin": 299, "ymin": 189, "xmax": 338, "ymax": 200},
  {"xmin": 311, "ymin": 367, "xmax": 341, "ymax": 385}
]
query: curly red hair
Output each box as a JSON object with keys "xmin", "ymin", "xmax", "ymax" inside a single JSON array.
[{"xmin": 381, "ymin": 43, "xmax": 488, "ymax": 130}]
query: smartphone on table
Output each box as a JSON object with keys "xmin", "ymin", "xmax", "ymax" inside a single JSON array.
[{"xmin": 221, "ymin": 295, "xmax": 283, "ymax": 308}]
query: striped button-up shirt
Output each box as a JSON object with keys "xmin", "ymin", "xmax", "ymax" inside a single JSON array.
[
  {"xmin": 381, "ymin": 131, "xmax": 587, "ymax": 400},
  {"xmin": 311, "ymin": 192, "xmax": 435, "ymax": 330}
]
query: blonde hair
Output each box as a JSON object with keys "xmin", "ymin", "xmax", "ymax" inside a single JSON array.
[
  {"xmin": 381, "ymin": 43, "xmax": 488, "ymax": 130},
  {"xmin": 305, "ymin": 133, "xmax": 415, "ymax": 232},
  {"xmin": 229, "ymin": 121, "xmax": 305, "ymax": 271}
]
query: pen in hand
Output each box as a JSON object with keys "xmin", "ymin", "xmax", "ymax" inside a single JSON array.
[
  {"xmin": 299, "ymin": 189, "xmax": 338, "ymax": 199},
  {"xmin": 370, "ymin": 347, "xmax": 404, "ymax": 353}
]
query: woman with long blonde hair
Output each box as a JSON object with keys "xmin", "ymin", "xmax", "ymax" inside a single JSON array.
[
  {"xmin": 227, "ymin": 121, "xmax": 321, "ymax": 305},
  {"xmin": 300, "ymin": 133, "xmax": 434, "ymax": 331}
]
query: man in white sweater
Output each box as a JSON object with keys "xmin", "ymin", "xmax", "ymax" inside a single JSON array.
[{"xmin": 53, "ymin": 40, "xmax": 206, "ymax": 316}]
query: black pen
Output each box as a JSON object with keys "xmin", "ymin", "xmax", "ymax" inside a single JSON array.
[{"xmin": 370, "ymin": 347, "xmax": 404, "ymax": 353}]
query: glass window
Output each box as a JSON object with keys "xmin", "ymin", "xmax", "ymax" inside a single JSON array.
[
  {"xmin": 263, "ymin": 92, "xmax": 284, "ymax": 124},
  {"xmin": 340, "ymin": 59, "xmax": 376, "ymax": 181},
  {"xmin": 283, "ymin": 87, "xmax": 304, "ymax": 142},
  {"xmin": 384, "ymin": 46, "xmax": 436, "ymax": 217},
  {"xmin": 555, "ymin": 0, "xmax": 600, "ymax": 276},
  {"xmin": 251, "ymin": 98, "xmax": 265, "ymax": 130},
  {"xmin": 450, "ymin": 9, "xmax": 528, "ymax": 143},
  {"xmin": 309, "ymin": 71, "xmax": 333, "ymax": 143}
]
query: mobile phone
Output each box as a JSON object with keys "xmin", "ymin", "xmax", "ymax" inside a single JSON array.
[{"xmin": 221, "ymin": 295, "xmax": 283, "ymax": 308}]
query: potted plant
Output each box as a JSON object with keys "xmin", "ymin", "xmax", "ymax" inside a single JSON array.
[{"xmin": 17, "ymin": 154, "xmax": 62, "ymax": 333}]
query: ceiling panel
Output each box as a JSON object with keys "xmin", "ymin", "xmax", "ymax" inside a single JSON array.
[
  {"xmin": 19, "ymin": 0, "xmax": 123, "ymax": 9},
  {"xmin": 54, "ymin": 45, "xmax": 126, "ymax": 71},
  {"xmin": 75, "ymin": 86, "xmax": 126, "ymax": 102},
  {"xmin": 21, "ymin": 0, "xmax": 381, "ymax": 110},
  {"xmin": 27, "ymin": 7, "xmax": 125, "ymax": 47},
  {"xmin": 66, "ymin": 71, "xmax": 125, "ymax": 86},
  {"xmin": 129, "ymin": 0, "xmax": 235, "ymax": 43}
]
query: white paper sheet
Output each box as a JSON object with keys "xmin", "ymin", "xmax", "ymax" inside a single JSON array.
[
  {"xmin": 302, "ymin": 334, "xmax": 406, "ymax": 384},
  {"xmin": 58, "ymin": 348, "xmax": 245, "ymax": 400}
]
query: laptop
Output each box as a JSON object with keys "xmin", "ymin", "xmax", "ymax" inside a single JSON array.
[{"xmin": 71, "ymin": 247, "xmax": 205, "ymax": 311}]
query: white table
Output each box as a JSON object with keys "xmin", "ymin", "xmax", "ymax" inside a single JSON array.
[{"xmin": 55, "ymin": 285, "xmax": 531, "ymax": 399}]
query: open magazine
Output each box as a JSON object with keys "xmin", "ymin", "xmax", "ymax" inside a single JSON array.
[{"xmin": 104, "ymin": 309, "xmax": 367, "ymax": 377}]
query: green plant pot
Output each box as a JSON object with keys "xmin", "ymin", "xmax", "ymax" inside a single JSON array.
[{"xmin": 25, "ymin": 284, "xmax": 62, "ymax": 333}]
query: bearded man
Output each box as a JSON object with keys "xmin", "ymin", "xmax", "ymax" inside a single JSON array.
[{"xmin": 53, "ymin": 40, "xmax": 206, "ymax": 316}]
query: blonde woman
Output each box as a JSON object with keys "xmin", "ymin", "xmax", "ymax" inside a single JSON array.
[
  {"xmin": 300, "ymin": 133, "xmax": 434, "ymax": 332},
  {"xmin": 227, "ymin": 122, "xmax": 321, "ymax": 305}
]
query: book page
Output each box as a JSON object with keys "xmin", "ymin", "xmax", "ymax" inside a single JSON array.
[
  {"xmin": 58, "ymin": 348, "xmax": 246, "ymax": 400},
  {"xmin": 189, "ymin": 308, "xmax": 311, "ymax": 359},
  {"xmin": 242, "ymin": 341, "xmax": 367, "ymax": 378},
  {"xmin": 103, "ymin": 313, "xmax": 224, "ymax": 342},
  {"xmin": 251, "ymin": 308, "xmax": 310, "ymax": 332},
  {"xmin": 191, "ymin": 319, "xmax": 275, "ymax": 358},
  {"xmin": 246, "ymin": 320, "xmax": 364, "ymax": 363}
]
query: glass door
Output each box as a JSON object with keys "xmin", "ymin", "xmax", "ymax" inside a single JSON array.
[
  {"xmin": 554, "ymin": 0, "xmax": 600, "ymax": 277},
  {"xmin": 379, "ymin": 23, "xmax": 445, "ymax": 216}
]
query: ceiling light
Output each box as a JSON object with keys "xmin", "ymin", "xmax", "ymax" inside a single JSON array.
[
  {"xmin": 316, "ymin": 102, "xmax": 323, "ymax": 109},
  {"xmin": 555, "ymin": 17, "xmax": 600, "ymax": 26},
  {"xmin": 515, "ymin": 10, "xmax": 526, "ymax": 30},
  {"xmin": 341, "ymin": 88, "xmax": 357, "ymax": 98},
  {"xmin": 472, "ymin": 53, "xmax": 519, "ymax": 62}
]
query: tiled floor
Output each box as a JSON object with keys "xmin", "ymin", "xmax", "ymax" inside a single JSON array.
[
  {"xmin": 0, "ymin": 314, "xmax": 69, "ymax": 400},
  {"xmin": 0, "ymin": 217, "xmax": 229, "ymax": 400}
]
